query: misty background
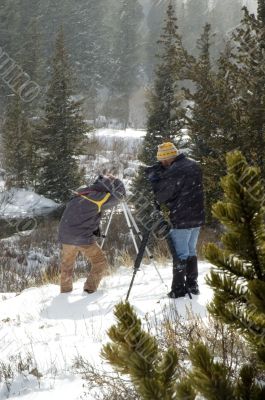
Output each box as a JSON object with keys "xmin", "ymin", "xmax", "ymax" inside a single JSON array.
[{"xmin": 0, "ymin": 0, "xmax": 258, "ymax": 128}]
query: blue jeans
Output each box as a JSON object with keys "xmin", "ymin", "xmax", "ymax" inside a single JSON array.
[{"xmin": 169, "ymin": 227, "xmax": 200, "ymax": 260}]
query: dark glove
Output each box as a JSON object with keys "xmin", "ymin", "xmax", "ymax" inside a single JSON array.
[
  {"xmin": 154, "ymin": 200, "xmax": 161, "ymax": 211},
  {"xmin": 145, "ymin": 163, "xmax": 163, "ymax": 183},
  {"xmin": 93, "ymin": 227, "xmax": 101, "ymax": 237}
]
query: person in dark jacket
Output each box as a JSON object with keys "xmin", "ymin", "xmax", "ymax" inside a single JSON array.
[
  {"xmin": 145, "ymin": 142, "xmax": 205, "ymax": 298},
  {"xmin": 58, "ymin": 174, "xmax": 126, "ymax": 294}
]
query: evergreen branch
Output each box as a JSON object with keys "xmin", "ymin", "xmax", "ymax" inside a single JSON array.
[
  {"xmin": 101, "ymin": 302, "xmax": 179, "ymax": 400},
  {"xmin": 205, "ymin": 243, "xmax": 256, "ymax": 280},
  {"xmin": 188, "ymin": 343, "xmax": 235, "ymax": 400},
  {"xmin": 176, "ymin": 378, "xmax": 196, "ymax": 400}
]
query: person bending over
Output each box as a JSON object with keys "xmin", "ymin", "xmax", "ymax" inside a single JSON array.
[{"xmin": 58, "ymin": 174, "xmax": 126, "ymax": 294}]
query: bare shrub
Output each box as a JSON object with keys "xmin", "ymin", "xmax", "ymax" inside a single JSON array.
[
  {"xmin": 0, "ymin": 352, "xmax": 41, "ymax": 396},
  {"xmin": 73, "ymin": 304, "xmax": 252, "ymax": 398},
  {"xmin": 145, "ymin": 304, "xmax": 253, "ymax": 379},
  {"xmin": 197, "ymin": 225, "xmax": 221, "ymax": 259},
  {"xmin": 73, "ymin": 357, "xmax": 140, "ymax": 400},
  {"xmin": 0, "ymin": 218, "xmax": 88, "ymax": 292}
]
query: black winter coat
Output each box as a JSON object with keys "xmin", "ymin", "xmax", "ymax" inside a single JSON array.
[
  {"xmin": 58, "ymin": 177, "xmax": 126, "ymax": 245},
  {"xmin": 145, "ymin": 154, "xmax": 205, "ymax": 229}
]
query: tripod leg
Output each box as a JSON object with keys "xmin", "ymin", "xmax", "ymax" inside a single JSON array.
[
  {"xmin": 100, "ymin": 207, "xmax": 116, "ymax": 249},
  {"xmin": 121, "ymin": 202, "xmax": 139, "ymax": 254},
  {"xmin": 126, "ymin": 230, "xmax": 151, "ymax": 301},
  {"xmin": 123, "ymin": 202, "xmax": 167, "ymax": 288}
]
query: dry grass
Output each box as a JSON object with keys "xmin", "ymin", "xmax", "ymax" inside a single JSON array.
[
  {"xmin": 0, "ymin": 219, "xmax": 89, "ymax": 292},
  {"xmin": 197, "ymin": 225, "xmax": 221, "ymax": 259},
  {"xmin": 73, "ymin": 300, "xmax": 254, "ymax": 398},
  {"xmin": 145, "ymin": 304, "xmax": 253, "ymax": 379},
  {"xmin": 0, "ymin": 352, "xmax": 41, "ymax": 395},
  {"xmin": 73, "ymin": 357, "xmax": 140, "ymax": 400}
]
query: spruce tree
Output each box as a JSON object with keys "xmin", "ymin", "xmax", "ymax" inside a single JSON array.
[
  {"xmin": 73, "ymin": 0, "xmax": 108, "ymax": 122},
  {"xmin": 183, "ymin": 0, "xmax": 209, "ymax": 52},
  {"xmin": 177, "ymin": 342, "xmax": 265, "ymax": 399},
  {"xmin": 1, "ymin": 96, "xmax": 33, "ymax": 188},
  {"xmin": 19, "ymin": 16, "xmax": 44, "ymax": 117},
  {"xmin": 107, "ymin": 0, "xmax": 144, "ymax": 128},
  {"xmin": 187, "ymin": 28, "xmax": 242, "ymax": 225},
  {"xmin": 204, "ymin": 151, "xmax": 265, "ymax": 367},
  {"xmin": 143, "ymin": 0, "xmax": 192, "ymax": 164},
  {"xmin": 131, "ymin": 1, "xmax": 192, "ymax": 220},
  {"xmin": 145, "ymin": 0, "xmax": 167, "ymax": 80},
  {"xmin": 102, "ymin": 300, "xmax": 265, "ymax": 399},
  {"xmin": 21, "ymin": 17, "xmax": 43, "ymax": 84},
  {"xmin": 101, "ymin": 301, "xmax": 179, "ymax": 400},
  {"xmin": 38, "ymin": 28, "xmax": 86, "ymax": 202},
  {"xmin": 216, "ymin": 7, "xmax": 265, "ymax": 176},
  {"xmin": 0, "ymin": 0, "xmax": 21, "ymax": 106},
  {"xmin": 187, "ymin": 3, "xmax": 265, "ymax": 224},
  {"xmin": 186, "ymin": 23, "xmax": 215, "ymax": 161}
]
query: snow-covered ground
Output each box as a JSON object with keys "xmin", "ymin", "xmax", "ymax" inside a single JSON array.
[
  {"xmin": 0, "ymin": 261, "xmax": 212, "ymax": 399},
  {"xmin": 0, "ymin": 189, "xmax": 59, "ymax": 218},
  {"xmin": 95, "ymin": 128, "xmax": 146, "ymax": 140}
]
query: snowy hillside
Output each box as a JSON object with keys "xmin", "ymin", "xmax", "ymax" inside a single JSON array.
[{"xmin": 0, "ymin": 261, "xmax": 212, "ymax": 399}]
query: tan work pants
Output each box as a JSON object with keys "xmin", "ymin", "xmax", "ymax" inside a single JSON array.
[{"xmin": 60, "ymin": 242, "xmax": 108, "ymax": 293}]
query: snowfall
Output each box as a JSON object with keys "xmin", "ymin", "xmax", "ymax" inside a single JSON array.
[{"xmin": 0, "ymin": 128, "xmax": 213, "ymax": 399}]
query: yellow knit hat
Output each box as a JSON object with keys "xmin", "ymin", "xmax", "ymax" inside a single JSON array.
[{"xmin": 157, "ymin": 142, "xmax": 178, "ymax": 161}]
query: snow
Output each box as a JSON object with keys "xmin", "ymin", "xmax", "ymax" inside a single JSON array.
[
  {"xmin": 95, "ymin": 128, "xmax": 146, "ymax": 139},
  {"xmin": 0, "ymin": 260, "xmax": 212, "ymax": 399},
  {"xmin": 0, "ymin": 189, "xmax": 59, "ymax": 218}
]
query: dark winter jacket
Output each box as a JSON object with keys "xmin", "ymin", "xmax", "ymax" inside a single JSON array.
[
  {"xmin": 58, "ymin": 176, "xmax": 126, "ymax": 245},
  {"xmin": 145, "ymin": 154, "xmax": 205, "ymax": 229}
]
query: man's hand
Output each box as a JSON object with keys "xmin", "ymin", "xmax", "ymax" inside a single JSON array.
[{"xmin": 105, "ymin": 173, "xmax": 116, "ymax": 180}]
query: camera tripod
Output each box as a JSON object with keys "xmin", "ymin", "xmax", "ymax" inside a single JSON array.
[{"xmin": 100, "ymin": 201, "xmax": 169, "ymax": 300}]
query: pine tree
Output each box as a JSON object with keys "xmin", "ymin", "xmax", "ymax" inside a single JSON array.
[
  {"xmin": 131, "ymin": 1, "xmax": 192, "ymax": 220},
  {"xmin": 107, "ymin": 0, "xmax": 144, "ymax": 128},
  {"xmin": 183, "ymin": 0, "xmax": 209, "ymax": 52},
  {"xmin": 72, "ymin": 0, "xmax": 108, "ymax": 123},
  {"xmin": 204, "ymin": 151, "xmax": 265, "ymax": 367},
  {"xmin": 140, "ymin": 1, "xmax": 192, "ymax": 165},
  {"xmin": 187, "ymin": 2, "xmax": 265, "ymax": 223},
  {"xmin": 215, "ymin": 7, "xmax": 265, "ymax": 177},
  {"xmin": 186, "ymin": 25, "xmax": 243, "ymax": 224},
  {"xmin": 1, "ymin": 95, "xmax": 33, "ymax": 188},
  {"xmin": 101, "ymin": 301, "xmax": 179, "ymax": 400},
  {"xmin": 177, "ymin": 342, "xmax": 265, "ymax": 399},
  {"xmin": 19, "ymin": 16, "xmax": 45, "ymax": 116},
  {"xmin": 186, "ymin": 23, "xmax": 215, "ymax": 160},
  {"xmin": 21, "ymin": 17, "xmax": 43, "ymax": 84},
  {"xmin": 38, "ymin": 28, "xmax": 86, "ymax": 202},
  {"xmin": 102, "ymin": 301, "xmax": 265, "ymax": 399},
  {"xmin": 0, "ymin": 0, "xmax": 21, "ymax": 106},
  {"xmin": 145, "ymin": 0, "xmax": 167, "ymax": 81}
]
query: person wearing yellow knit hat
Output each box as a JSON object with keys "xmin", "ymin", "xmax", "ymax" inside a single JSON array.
[
  {"xmin": 156, "ymin": 142, "xmax": 178, "ymax": 165},
  {"xmin": 145, "ymin": 142, "xmax": 205, "ymax": 299}
]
